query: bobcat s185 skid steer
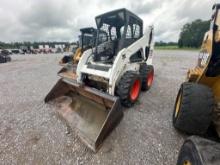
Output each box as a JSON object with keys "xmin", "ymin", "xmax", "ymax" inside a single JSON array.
[
  {"xmin": 45, "ymin": 8, "xmax": 154, "ymax": 152},
  {"xmin": 173, "ymin": 4, "xmax": 220, "ymax": 165}
]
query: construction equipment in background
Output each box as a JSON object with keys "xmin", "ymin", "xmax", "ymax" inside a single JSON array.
[
  {"xmin": 173, "ymin": 4, "xmax": 220, "ymax": 165},
  {"xmin": 0, "ymin": 50, "xmax": 11, "ymax": 63},
  {"xmin": 59, "ymin": 27, "xmax": 97, "ymax": 65},
  {"xmin": 45, "ymin": 8, "xmax": 154, "ymax": 152}
]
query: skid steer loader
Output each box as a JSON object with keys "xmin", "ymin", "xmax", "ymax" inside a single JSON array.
[
  {"xmin": 45, "ymin": 8, "xmax": 154, "ymax": 152},
  {"xmin": 58, "ymin": 27, "xmax": 97, "ymax": 81},
  {"xmin": 173, "ymin": 4, "xmax": 220, "ymax": 165},
  {"xmin": 59, "ymin": 27, "xmax": 97, "ymax": 65}
]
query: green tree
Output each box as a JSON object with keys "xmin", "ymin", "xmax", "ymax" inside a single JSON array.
[{"xmin": 178, "ymin": 19, "xmax": 210, "ymax": 48}]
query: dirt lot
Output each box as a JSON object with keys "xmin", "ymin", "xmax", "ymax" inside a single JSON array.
[{"xmin": 0, "ymin": 50, "xmax": 198, "ymax": 164}]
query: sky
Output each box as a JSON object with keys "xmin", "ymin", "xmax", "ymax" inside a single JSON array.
[{"xmin": 0, "ymin": 0, "xmax": 218, "ymax": 42}]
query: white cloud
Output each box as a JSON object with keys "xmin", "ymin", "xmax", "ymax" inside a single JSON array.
[{"xmin": 0, "ymin": 0, "xmax": 215, "ymax": 42}]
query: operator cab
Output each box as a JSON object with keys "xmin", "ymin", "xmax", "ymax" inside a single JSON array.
[
  {"xmin": 93, "ymin": 8, "xmax": 143, "ymax": 63},
  {"xmin": 206, "ymin": 4, "xmax": 220, "ymax": 76},
  {"xmin": 79, "ymin": 27, "xmax": 97, "ymax": 52}
]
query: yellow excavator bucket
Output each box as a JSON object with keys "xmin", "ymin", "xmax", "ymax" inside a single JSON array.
[{"xmin": 45, "ymin": 78, "xmax": 123, "ymax": 152}]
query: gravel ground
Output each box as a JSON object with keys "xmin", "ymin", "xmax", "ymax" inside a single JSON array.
[{"xmin": 0, "ymin": 50, "xmax": 198, "ymax": 164}]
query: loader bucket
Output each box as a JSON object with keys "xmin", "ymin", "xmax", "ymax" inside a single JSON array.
[{"xmin": 45, "ymin": 78, "xmax": 123, "ymax": 152}]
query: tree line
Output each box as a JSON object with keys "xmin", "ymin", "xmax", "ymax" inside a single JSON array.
[
  {"xmin": 1, "ymin": 19, "xmax": 210, "ymax": 49},
  {"xmin": 155, "ymin": 41, "xmax": 177, "ymax": 47},
  {"xmin": 155, "ymin": 19, "xmax": 210, "ymax": 48},
  {"xmin": 178, "ymin": 19, "xmax": 210, "ymax": 48}
]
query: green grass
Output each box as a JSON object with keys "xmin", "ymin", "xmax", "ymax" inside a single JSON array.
[{"xmin": 155, "ymin": 45, "xmax": 199, "ymax": 51}]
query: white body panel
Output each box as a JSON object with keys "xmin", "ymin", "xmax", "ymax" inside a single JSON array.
[{"xmin": 76, "ymin": 26, "xmax": 154, "ymax": 95}]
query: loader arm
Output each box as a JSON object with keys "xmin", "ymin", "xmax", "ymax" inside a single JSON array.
[
  {"xmin": 73, "ymin": 47, "xmax": 82, "ymax": 64},
  {"xmin": 109, "ymin": 26, "xmax": 154, "ymax": 95},
  {"xmin": 76, "ymin": 26, "xmax": 154, "ymax": 95}
]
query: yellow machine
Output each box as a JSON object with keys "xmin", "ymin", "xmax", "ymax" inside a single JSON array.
[
  {"xmin": 72, "ymin": 47, "xmax": 82, "ymax": 63},
  {"xmin": 173, "ymin": 4, "xmax": 220, "ymax": 165},
  {"xmin": 59, "ymin": 27, "xmax": 97, "ymax": 65}
]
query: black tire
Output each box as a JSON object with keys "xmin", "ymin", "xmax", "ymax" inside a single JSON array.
[
  {"xmin": 177, "ymin": 137, "xmax": 203, "ymax": 165},
  {"xmin": 140, "ymin": 64, "xmax": 154, "ymax": 91},
  {"xmin": 62, "ymin": 55, "xmax": 71, "ymax": 64},
  {"xmin": 0, "ymin": 56, "xmax": 6, "ymax": 63},
  {"xmin": 116, "ymin": 71, "xmax": 141, "ymax": 107},
  {"xmin": 0, "ymin": 56, "xmax": 4, "ymax": 63},
  {"xmin": 177, "ymin": 136, "xmax": 220, "ymax": 165},
  {"xmin": 173, "ymin": 82, "xmax": 214, "ymax": 135}
]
